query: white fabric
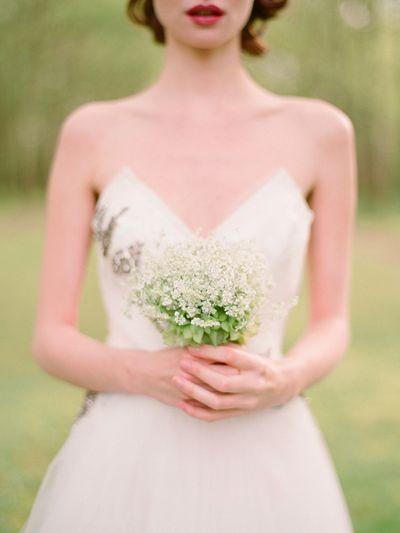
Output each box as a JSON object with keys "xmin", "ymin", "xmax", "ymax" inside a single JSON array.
[{"xmin": 21, "ymin": 165, "xmax": 354, "ymax": 532}]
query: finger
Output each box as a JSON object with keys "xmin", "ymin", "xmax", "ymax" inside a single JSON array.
[
  {"xmin": 179, "ymin": 370, "xmax": 221, "ymax": 392},
  {"xmin": 184, "ymin": 398, "xmax": 210, "ymax": 408},
  {"xmin": 180, "ymin": 358, "xmax": 256, "ymax": 394},
  {"xmin": 260, "ymin": 358, "xmax": 280, "ymax": 378},
  {"xmin": 186, "ymin": 345, "xmax": 256, "ymax": 371},
  {"xmin": 172, "ymin": 375, "xmax": 251, "ymax": 410},
  {"xmin": 179, "ymin": 400, "xmax": 246, "ymax": 422},
  {"xmin": 184, "ymin": 354, "xmax": 240, "ymax": 376},
  {"xmin": 209, "ymin": 363, "xmax": 240, "ymax": 375},
  {"xmin": 179, "ymin": 368, "xmax": 205, "ymax": 383},
  {"xmin": 180, "ymin": 362, "xmax": 232, "ymax": 387}
]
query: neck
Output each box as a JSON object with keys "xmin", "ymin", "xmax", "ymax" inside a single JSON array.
[{"xmin": 142, "ymin": 33, "xmax": 271, "ymax": 117}]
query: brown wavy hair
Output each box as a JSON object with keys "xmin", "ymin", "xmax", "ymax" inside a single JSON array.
[{"xmin": 126, "ymin": 1, "xmax": 288, "ymax": 55}]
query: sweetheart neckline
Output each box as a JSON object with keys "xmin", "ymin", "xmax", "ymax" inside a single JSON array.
[{"xmin": 93, "ymin": 164, "xmax": 314, "ymax": 239}]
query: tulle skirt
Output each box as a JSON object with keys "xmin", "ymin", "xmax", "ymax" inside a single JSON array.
[{"xmin": 20, "ymin": 391, "xmax": 353, "ymax": 532}]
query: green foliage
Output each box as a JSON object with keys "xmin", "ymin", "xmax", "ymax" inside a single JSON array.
[
  {"xmin": 1, "ymin": 0, "xmax": 399, "ymax": 205},
  {"xmin": 126, "ymin": 235, "xmax": 273, "ymax": 348},
  {"xmin": 162, "ymin": 310, "xmax": 249, "ymax": 347}
]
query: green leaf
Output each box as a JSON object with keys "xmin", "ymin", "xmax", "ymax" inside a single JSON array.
[
  {"xmin": 163, "ymin": 329, "xmax": 177, "ymax": 346},
  {"xmin": 216, "ymin": 330, "xmax": 227, "ymax": 344},
  {"xmin": 202, "ymin": 332, "xmax": 211, "ymax": 345},
  {"xmin": 217, "ymin": 309, "xmax": 227, "ymax": 321},
  {"xmin": 176, "ymin": 335, "xmax": 187, "ymax": 347},
  {"xmin": 209, "ymin": 330, "xmax": 219, "ymax": 346},
  {"xmin": 220, "ymin": 320, "xmax": 231, "ymax": 332},
  {"xmin": 229, "ymin": 331, "xmax": 241, "ymax": 341},
  {"xmin": 193, "ymin": 327, "xmax": 204, "ymax": 344},
  {"xmin": 183, "ymin": 325, "xmax": 193, "ymax": 339}
]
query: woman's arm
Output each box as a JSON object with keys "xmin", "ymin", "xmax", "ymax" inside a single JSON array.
[
  {"xmin": 32, "ymin": 104, "xmax": 235, "ymax": 410},
  {"xmin": 31, "ymin": 105, "xmax": 146, "ymax": 395},
  {"xmin": 280, "ymin": 103, "xmax": 358, "ymax": 394}
]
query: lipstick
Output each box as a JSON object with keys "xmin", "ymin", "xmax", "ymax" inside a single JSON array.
[{"xmin": 185, "ymin": 4, "xmax": 225, "ymax": 26}]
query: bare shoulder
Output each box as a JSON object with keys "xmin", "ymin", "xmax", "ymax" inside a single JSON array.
[
  {"xmin": 283, "ymin": 95, "xmax": 355, "ymax": 146},
  {"xmin": 281, "ymin": 95, "xmax": 356, "ymax": 184},
  {"xmin": 46, "ymin": 98, "xmax": 131, "ymax": 201},
  {"xmin": 59, "ymin": 99, "xmax": 121, "ymax": 145},
  {"xmin": 54, "ymin": 97, "xmax": 140, "ymax": 191},
  {"xmin": 58, "ymin": 94, "xmax": 149, "ymax": 154}
]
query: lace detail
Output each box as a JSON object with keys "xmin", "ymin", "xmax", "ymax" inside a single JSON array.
[
  {"xmin": 92, "ymin": 204, "xmax": 130, "ymax": 257},
  {"xmin": 73, "ymin": 389, "xmax": 98, "ymax": 423},
  {"xmin": 91, "ymin": 199, "xmax": 145, "ymax": 276},
  {"xmin": 112, "ymin": 241, "xmax": 145, "ymax": 274}
]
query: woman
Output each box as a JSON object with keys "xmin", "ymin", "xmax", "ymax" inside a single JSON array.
[{"xmin": 21, "ymin": 0, "xmax": 357, "ymax": 531}]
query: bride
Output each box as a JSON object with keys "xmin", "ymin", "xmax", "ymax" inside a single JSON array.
[{"xmin": 21, "ymin": 0, "xmax": 357, "ymax": 531}]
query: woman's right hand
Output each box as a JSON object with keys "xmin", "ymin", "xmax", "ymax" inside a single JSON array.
[{"xmin": 120, "ymin": 346, "xmax": 239, "ymax": 409}]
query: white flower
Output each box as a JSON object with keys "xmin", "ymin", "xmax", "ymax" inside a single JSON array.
[{"xmin": 125, "ymin": 234, "xmax": 297, "ymax": 346}]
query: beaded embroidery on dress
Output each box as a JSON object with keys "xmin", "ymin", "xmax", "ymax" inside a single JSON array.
[{"xmin": 21, "ymin": 165, "xmax": 354, "ymax": 533}]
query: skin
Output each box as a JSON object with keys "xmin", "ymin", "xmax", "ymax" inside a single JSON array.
[{"xmin": 32, "ymin": 0, "xmax": 357, "ymax": 423}]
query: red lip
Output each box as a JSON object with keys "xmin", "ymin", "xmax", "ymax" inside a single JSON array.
[{"xmin": 186, "ymin": 4, "xmax": 225, "ymax": 16}]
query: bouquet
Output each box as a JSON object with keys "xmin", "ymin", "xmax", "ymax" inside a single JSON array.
[{"xmin": 123, "ymin": 233, "xmax": 297, "ymax": 347}]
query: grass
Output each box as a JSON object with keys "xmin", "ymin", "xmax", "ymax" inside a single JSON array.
[{"xmin": 0, "ymin": 195, "xmax": 399, "ymax": 532}]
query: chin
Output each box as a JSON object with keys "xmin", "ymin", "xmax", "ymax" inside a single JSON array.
[{"xmin": 172, "ymin": 26, "xmax": 236, "ymax": 51}]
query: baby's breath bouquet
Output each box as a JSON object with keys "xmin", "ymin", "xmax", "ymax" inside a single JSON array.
[{"xmin": 124, "ymin": 233, "xmax": 297, "ymax": 347}]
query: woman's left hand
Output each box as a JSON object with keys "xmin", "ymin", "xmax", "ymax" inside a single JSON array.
[{"xmin": 172, "ymin": 343, "xmax": 301, "ymax": 422}]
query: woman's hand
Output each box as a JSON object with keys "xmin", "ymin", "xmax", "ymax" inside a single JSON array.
[
  {"xmin": 126, "ymin": 346, "xmax": 240, "ymax": 409},
  {"xmin": 171, "ymin": 343, "xmax": 302, "ymax": 422}
]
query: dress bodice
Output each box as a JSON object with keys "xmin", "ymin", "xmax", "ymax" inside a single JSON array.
[{"xmin": 90, "ymin": 165, "xmax": 314, "ymax": 357}]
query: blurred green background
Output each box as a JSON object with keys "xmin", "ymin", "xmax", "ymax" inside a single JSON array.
[
  {"xmin": 1, "ymin": 0, "xmax": 400, "ymax": 206},
  {"xmin": 1, "ymin": 0, "xmax": 399, "ymax": 531}
]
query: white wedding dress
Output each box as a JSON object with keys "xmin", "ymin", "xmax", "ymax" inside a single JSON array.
[{"xmin": 21, "ymin": 165, "xmax": 354, "ymax": 532}]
